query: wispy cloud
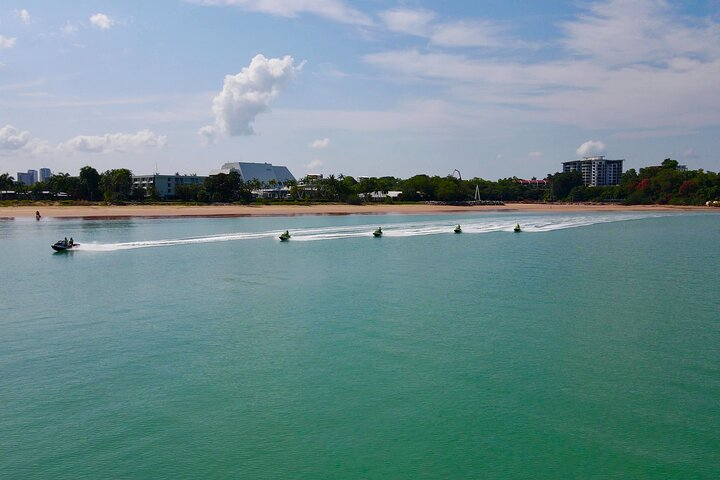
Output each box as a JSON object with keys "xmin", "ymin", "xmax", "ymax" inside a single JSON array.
[
  {"xmin": 16, "ymin": 9, "xmax": 31, "ymax": 25},
  {"xmin": 379, "ymin": 8, "xmax": 435, "ymax": 36},
  {"xmin": 560, "ymin": 0, "xmax": 720, "ymax": 67},
  {"xmin": 0, "ymin": 35, "xmax": 17, "ymax": 49},
  {"xmin": 364, "ymin": 0, "xmax": 720, "ymax": 133},
  {"xmin": 59, "ymin": 130, "xmax": 167, "ymax": 154},
  {"xmin": 306, "ymin": 159, "xmax": 323, "ymax": 170},
  {"xmin": 0, "ymin": 78, "xmax": 47, "ymax": 92},
  {"xmin": 379, "ymin": 7, "xmax": 524, "ymax": 49},
  {"xmin": 682, "ymin": 148, "xmax": 700, "ymax": 159},
  {"xmin": 309, "ymin": 138, "xmax": 330, "ymax": 149},
  {"xmin": 186, "ymin": 0, "xmax": 373, "ymax": 26},
  {"xmin": 61, "ymin": 22, "xmax": 79, "ymax": 35}
]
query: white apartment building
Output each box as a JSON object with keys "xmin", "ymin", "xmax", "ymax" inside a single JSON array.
[{"xmin": 562, "ymin": 156, "xmax": 624, "ymax": 186}]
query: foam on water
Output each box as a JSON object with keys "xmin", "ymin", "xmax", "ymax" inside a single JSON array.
[{"xmin": 77, "ymin": 212, "xmax": 675, "ymax": 251}]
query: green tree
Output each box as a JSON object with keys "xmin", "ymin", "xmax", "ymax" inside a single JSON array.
[
  {"xmin": 79, "ymin": 166, "xmax": 101, "ymax": 201},
  {"xmin": 0, "ymin": 173, "xmax": 14, "ymax": 190},
  {"xmin": 0, "ymin": 173, "xmax": 14, "ymax": 199},
  {"xmin": 100, "ymin": 169, "xmax": 133, "ymax": 202},
  {"xmin": 661, "ymin": 158, "xmax": 679, "ymax": 170},
  {"xmin": 547, "ymin": 171, "xmax": 583, "ymax": 201}
]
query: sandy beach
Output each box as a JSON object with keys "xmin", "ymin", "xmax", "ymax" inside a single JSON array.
[{"xmin": 0, "ymin": 202, "xmax": 711, "ymax": 219}]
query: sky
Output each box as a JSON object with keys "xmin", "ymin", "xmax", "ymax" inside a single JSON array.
[{"xmin": 1, "ymin": 0, "xmax": 720, "ymax": 180}]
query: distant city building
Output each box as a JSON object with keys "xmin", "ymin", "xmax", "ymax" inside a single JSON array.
[
  {"xmin": 562, "ymin": 156, "xmax": 624, "ymax": 186},
  {"xmin": 16, "ymin": 170, "xmax": 38, "ymax": 186},
  {"xmin": 132, "ymin": 174, "xmax": 207, "ymax": 199},
  {"xmin": 39, "ymin": 168, "xmax": 52, "ymax": 182},
  {"xmin": 210, "ymin": 162, "xmax": 296, "ymax": 186}
]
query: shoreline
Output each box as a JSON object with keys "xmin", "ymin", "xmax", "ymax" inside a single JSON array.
[{"xmin": 0, "ymin": 203, "xmax": 712, "ymax": 219}]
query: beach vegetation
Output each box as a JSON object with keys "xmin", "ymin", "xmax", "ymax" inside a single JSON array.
[
  {"xmin": 2, "ymin": 157, "xmax": 719, "ymax": 206},
  {"xmin": 99, "ymin": 169, "xmax": 133, "ymax": 202}
]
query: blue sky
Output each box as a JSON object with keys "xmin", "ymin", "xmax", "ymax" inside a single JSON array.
[{"xmin": 1, "ymin": 0, "xmax": 719, "ymax": 180}]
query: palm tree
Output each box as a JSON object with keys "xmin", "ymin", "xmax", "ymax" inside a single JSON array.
[
  {"xmin": 0, "ymin": 173, "xmax": 14, "ymax": 200},
  {"xmin": 0, "ymin": 173, "xmax": 14, "ymax": 189}
]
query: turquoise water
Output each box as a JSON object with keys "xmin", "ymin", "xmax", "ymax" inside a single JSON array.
[{"xmin": 1, "ymin": 211, "xmax": 719, "ymax": 478}]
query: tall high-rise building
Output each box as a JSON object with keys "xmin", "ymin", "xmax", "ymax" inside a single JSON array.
[
  {"xmin": 562, "ymin": 156, "xmax": 624, "ymax": 186},
  {"xmin": 39, "ymin": 168, "xmax": 52, "ymax": 182},
  {"xmin": 16, "ymin": 170, "xmax": 38, "ymax": 186}
]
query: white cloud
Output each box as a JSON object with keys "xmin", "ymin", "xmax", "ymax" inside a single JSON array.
[
  {"xmin": 273, "ymin": 99, "xmax": 455, "ymax": 133},
  {"xmin": 682, "ymin": 148, "xmax": 699, "ymax": 159},
  {"xmin": 379, "ymin": 7, "xmax": 513, "ymax": 48},
  {"xmin": 380, "ymin": 8, "xmax": 435, "ymax": 36},
  {"xmin": 306, "ymin": 159, "xmax": 323, "ymax": 170},
  {"xmin": 59, "ymin": 129, "xmax": 167, "ymax": 154},
  {"xmin": 200, "ymin": 54, "xmax": 303, "ymax": 139},
  {"xmin": 198, "ymin": 125, "xmax": 218, "ymax": 145},
  {"xmin": 560, "ymin": 0, "xmax": 719, "ymax": 67},
  {"xmin": 0, "ymin": 35, "xmax": 17, "ymax": 49},
  {"xmin": 90, "ymin": 13, "xmax": 114, "ymax": 29},
  {"xmin": 61, "ymin": 22, "xmax": 78, "ymax": 35},
  {"xmin": 309, "ymin": 138, "xmax": 330, "ymax": 149},
  {"xmin": 187, "ymin": 0, "xmax": 372, "ymax": 26},
  {"xmin": 0, "ymin": 125, "xmax": 50, "ymax": 155},
  {"xmin": 576, "ymin": 140, "xmax": 606, "ymax": 157},
  {"xmin": 16, "ymin": 9, "xmax": 31, "ymax": 24},
  {"xmin": 0, "ymin": 125, "xmax": 31, "ymax": 150},
  {"xmin": 430, "ymin": 20, "xmax": 506, "ymax": 48},
  {"xmin": 528, "ymin": 151, "xmax": 543, "ymax": 157},
  {"xmin": 362, "ymin": 1, "xmax": 720, "ymax": 133},
  {"xmin": 23, "ymin": 138, "xmax": 51, "ymax": 155}
]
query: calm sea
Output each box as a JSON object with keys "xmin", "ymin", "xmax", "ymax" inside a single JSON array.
[{"xmin": 1, "ymin": 211, "xmax": 719, "ymax": 478}]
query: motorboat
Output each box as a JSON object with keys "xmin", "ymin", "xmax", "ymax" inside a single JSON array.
[
  {"xmin": 514, "ymin": 223, "xmax": 522, "ymax": 233},
  {"xmin": 51, "ymin": 239, "xmax": 79, "ymax": 251},
  {"xmin": 454, "ymin": 224, "xmax": 462, "ymax": 234},
  {"xmin": 373, "ymin": 227, "xmax": 383, "ymax": 237},
  {"xmin": 279, "ymin": 230, "xmax": 291, "ymax": 241}
]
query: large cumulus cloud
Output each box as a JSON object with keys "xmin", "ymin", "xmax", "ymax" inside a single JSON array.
[{"xmin": 199, "ymin": 54, "xmax": 303, "ymax": 142}]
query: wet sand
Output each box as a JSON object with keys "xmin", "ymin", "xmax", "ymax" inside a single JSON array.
[{"xmin": 0, "ymin": 203, "xmax": 710, "ymax": 219}]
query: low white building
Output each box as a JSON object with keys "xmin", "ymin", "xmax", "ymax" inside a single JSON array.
[{"xmin": 132, "ymin": 174, "xmax": 206, "ymax": 198}]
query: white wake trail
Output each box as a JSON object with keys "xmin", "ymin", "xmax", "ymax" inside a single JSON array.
[{"xmin": 76, "ymin": 212, "xmax": 677, "ymax": 251}]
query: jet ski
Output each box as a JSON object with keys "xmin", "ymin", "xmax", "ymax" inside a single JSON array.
[{"xmin": 51, "ymin": 239, "xmax": 79, "ymax": 251}]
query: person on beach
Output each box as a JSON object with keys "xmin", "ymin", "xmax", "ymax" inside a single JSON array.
[{"xmin": 36, "ymin": 210, "xmax": 41, "ymax": 220}]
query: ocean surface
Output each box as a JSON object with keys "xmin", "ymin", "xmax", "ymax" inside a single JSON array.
[{"xmin": 1, "ymin": 211, "xmax": 719, "ymax": 478}]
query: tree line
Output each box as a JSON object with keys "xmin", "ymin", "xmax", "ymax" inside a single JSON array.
[
  {"xmin": 2, "ymin": 158, "xmax": 719, "ymax": 205},
  {"xmin": 546, "ymin": 159, "xmax": 720, "ymax": 205}
]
